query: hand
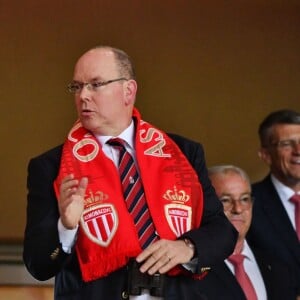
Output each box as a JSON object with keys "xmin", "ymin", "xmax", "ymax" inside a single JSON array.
[
  {"xmin": 58, "ymin": 174, "xmax": 88, "ymax": 229},
  {"xmin": 136, "ymin": 239, "xmax": 194, "ymax": 275}
]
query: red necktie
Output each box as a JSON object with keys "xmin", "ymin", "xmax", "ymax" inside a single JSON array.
[
  {"xmin": 107, "ymin": 138, "xmax": 158, "ymax": 249},
  {"xmin": 289, "ymin": 194, "xmax": 300, "ymax": 240},
  {"xmin": 228, "ymin": 254, "xmax": 258, "ymax": 300}
]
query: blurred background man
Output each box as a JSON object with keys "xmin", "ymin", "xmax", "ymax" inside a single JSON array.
[
  {"xmin": 247, "ymin": 109, "xmax": 300, "ymax": 296},
  {"xmin": 193, "ymin": 165, "xmax": 297, "ymax": 299}
]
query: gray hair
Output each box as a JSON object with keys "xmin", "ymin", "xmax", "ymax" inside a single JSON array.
[{"xmin": 208, "ymin": 165, "xmax": 251, "ymax": 186}]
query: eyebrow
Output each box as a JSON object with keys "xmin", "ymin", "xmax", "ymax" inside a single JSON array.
[
  {"xmin": 72, "ymin": 76, "xmax": 104, "ymax": 83},
  {"xmin": 220, "ymin": 192, "xmax": 251, "ymax": 197}
]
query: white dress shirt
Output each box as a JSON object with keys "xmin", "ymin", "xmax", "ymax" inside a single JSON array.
[
  {"xmin": 225, "ymin": 241, "xmax": 267, "ymax": 300},
  {"xmin": 271, "ymin": 174, "xmax": 299, "ymax": 229}
]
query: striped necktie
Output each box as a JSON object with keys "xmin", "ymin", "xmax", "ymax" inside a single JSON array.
[
  {"xmin": 289, "ymin": 194, "xmax": 300, "ymax": 240},
  {"xmin": 107, "ymin": 138, "xmax": 158, "ymax": 249},
  {"xmin": 228, "ymin": 254, "xmax": 258, "ymax": 300}
]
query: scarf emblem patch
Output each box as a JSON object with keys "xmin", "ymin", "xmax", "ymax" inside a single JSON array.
[
  {"xmin": 163, "ymin": 186, "xmax": 192, "ymax": 237},
  {"xmin": 81, "ymin": 201, "xmax": 118, "ymax": 247}
]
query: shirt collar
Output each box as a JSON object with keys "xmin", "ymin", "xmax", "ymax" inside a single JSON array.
[
  {"xmin": 241, "ymin": 240, "xmax": 255, "ymax": 262},
  {"xmin": 96, "ymin": 120, "xmax": 135, "ymax": 149},
  {"xmin": 225, "ymin": 240, "xmax": 255, "ymax": 264},
  {"xmin": 270, "ymin": 174, "xmax": 297, "ymax": 203}
]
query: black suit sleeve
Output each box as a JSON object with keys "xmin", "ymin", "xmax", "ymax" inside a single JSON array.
[
  {"xmin": 23, "ymin": 145, "xmax": 70, "ymax": 281},
  {"xmin": 169, "ymin": 134, "xmax": 237, "ymax": 270}
]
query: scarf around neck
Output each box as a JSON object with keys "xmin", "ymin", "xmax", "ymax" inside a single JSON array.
[{"xmin": 54, "ymin": 108, "xmax": 203, "ymax": 282}]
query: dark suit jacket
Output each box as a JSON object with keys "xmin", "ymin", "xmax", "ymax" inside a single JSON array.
[
  {"xmin": 192, "ymin": 246, "xmax": 297, "ymax": 300},
  {"xmin": 247, "ymin": 175, "xmax": 300, "ymax": 294},
  {"xmin": 23, "ymin": 133, "xmax": 237, "ymax": 300}
]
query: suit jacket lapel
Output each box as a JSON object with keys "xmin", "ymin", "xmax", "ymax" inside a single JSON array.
[
  {"xmin": 261, "ymin": 176, "xmax": 300, "ymax": 263},
  {"xmin": 213, "ymin": 263, "xmax": 247, "ymax": 299},
  {"xmin": 253, "ymin": 249, "xmax": 274, "ymax": 298}
]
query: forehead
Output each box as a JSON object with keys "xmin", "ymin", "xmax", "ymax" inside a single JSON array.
[
  {"xmin": 211, "ymin": 172, "xmax": 250, "ymax": 195},
  {"xmin": 272, "ymin": 124, "xmax": 300, "ymax": 139},
  {"xmin": 73, "ymin": 49, "xmax": 118, "ymax": 80}
]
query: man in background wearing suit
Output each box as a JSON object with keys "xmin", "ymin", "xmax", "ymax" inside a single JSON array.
[
  {"xmin": 194, "ymin": 165, "xmax": 297, "ymax": 300},
  {"xmin": 247, "ymin": 109, "xmax": 300, "ymax": 297}
]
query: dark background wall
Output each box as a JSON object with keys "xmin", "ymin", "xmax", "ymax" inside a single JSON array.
[{"xmin": 1, "ymin": 0, "xmax": 300, "ymax": 240}]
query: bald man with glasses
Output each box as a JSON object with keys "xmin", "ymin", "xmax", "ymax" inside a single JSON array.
[{"xmin": 23, "ymin": 46, "xmax": 237, "ymax": 300}]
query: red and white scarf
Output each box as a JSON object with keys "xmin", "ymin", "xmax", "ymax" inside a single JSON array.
[{"xmin": 54, "ymin": 108, "xmax": 203, "ymax": 282}]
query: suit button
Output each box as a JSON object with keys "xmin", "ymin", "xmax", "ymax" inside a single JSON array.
[
  {"xmin": 50, "ymin": 247, "xmax": 60, "ymax": 260},
  {"xmin": 121, "ymin": 291, "xmax": 129, "ymax": 299}
]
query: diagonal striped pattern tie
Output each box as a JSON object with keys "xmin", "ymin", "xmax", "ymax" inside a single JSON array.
[
  {"xmin": 228, "ymin": 254, "xmax": 258, "ymax": 300},
  {"xmin": 107, "ymin": 138, "xmax": 158, "ymax": 249},
  {"xmin": 289, "ymin": 194, "xmax": 300, "ymax": 240}
]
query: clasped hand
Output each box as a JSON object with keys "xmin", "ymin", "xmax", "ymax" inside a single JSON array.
[{"xmin": 136, "ymin": 239, "xmax": 195, "ymax": 275}]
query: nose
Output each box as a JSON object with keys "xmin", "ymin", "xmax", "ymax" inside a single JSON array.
[
  {"xmin": 292, "ymin": 140, "xmax": 300, "ymax": 154},
  {"xmin": 230, "ymin": 200, "xmax": 244, "ymax": 213},
  {"xmin": 78, "ymin": 85, "xmax": 92, "ymax": 102}
]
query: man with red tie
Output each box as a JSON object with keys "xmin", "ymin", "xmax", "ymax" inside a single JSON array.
[
  {"xmin": 194, "ymin": 165, "xmax": 297, "ymax": 299},
  {"xmin": 247, "ymin": 109, "xmax": 300, "ymax": 298}
]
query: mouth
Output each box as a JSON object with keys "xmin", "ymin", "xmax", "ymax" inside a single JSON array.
[
  {"xmin": 291, "ymin": 159, "xmax": 300, "ymax": 165},
  {"xmin": 81, "ymin": 109, "xmax": 94, "ymax": 116},
  {"xmin": 230, "ymin": 218, "xmax": 244, "ymax": 223}
]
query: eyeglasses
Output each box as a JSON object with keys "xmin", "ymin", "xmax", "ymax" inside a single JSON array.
[
  {"xmin": 67, "ymin": 77, "xmax": 128, "ymax": 94},
  {"xmin": 270, "ymin": 139, "xmax": 300, "ymax": 150},
  {"xmin": 219, "ymin": 194, "xmax": 253, "ymax": 211}
]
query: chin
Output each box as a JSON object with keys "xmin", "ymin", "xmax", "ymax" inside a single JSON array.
[
  {"xmin": 231, "ymin": 222, "xmax": 244, "ymax": 233},
  {"xmin": 80, "ymin": 120, "xmax": 96, "ymax": 131}
]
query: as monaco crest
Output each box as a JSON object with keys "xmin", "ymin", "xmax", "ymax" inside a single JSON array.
[
  {"xmin": 81, "ymin": 203, "xmax": 118, "ymax": 247},
  {"xmin": 165, "ymin": 204, "xmax": 192, "ymax": 237},
  {"xmin": 163, "ymin": 186, "xmax": 192, "ymax": 237}
]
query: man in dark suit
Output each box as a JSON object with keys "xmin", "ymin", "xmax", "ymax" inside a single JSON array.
[
  {"xmin": 23, "ymin": 46, "xmax": 237, "ymax": 300},
  {"xmin": 246, "ymin": 109, "xmax": 300, "ymax": 297},
  {"xmin": 194, "ymin": 165, "xmax": 297, "ymax": 300}
]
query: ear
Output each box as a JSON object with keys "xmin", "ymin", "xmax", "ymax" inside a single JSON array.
[
  {"xmin": 258, "ymin": 147, "xmax": 272, "ymax": 166},
  {"xmin": 123, "ymin": 79, "xmax": 137, "ymax": 105}
]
